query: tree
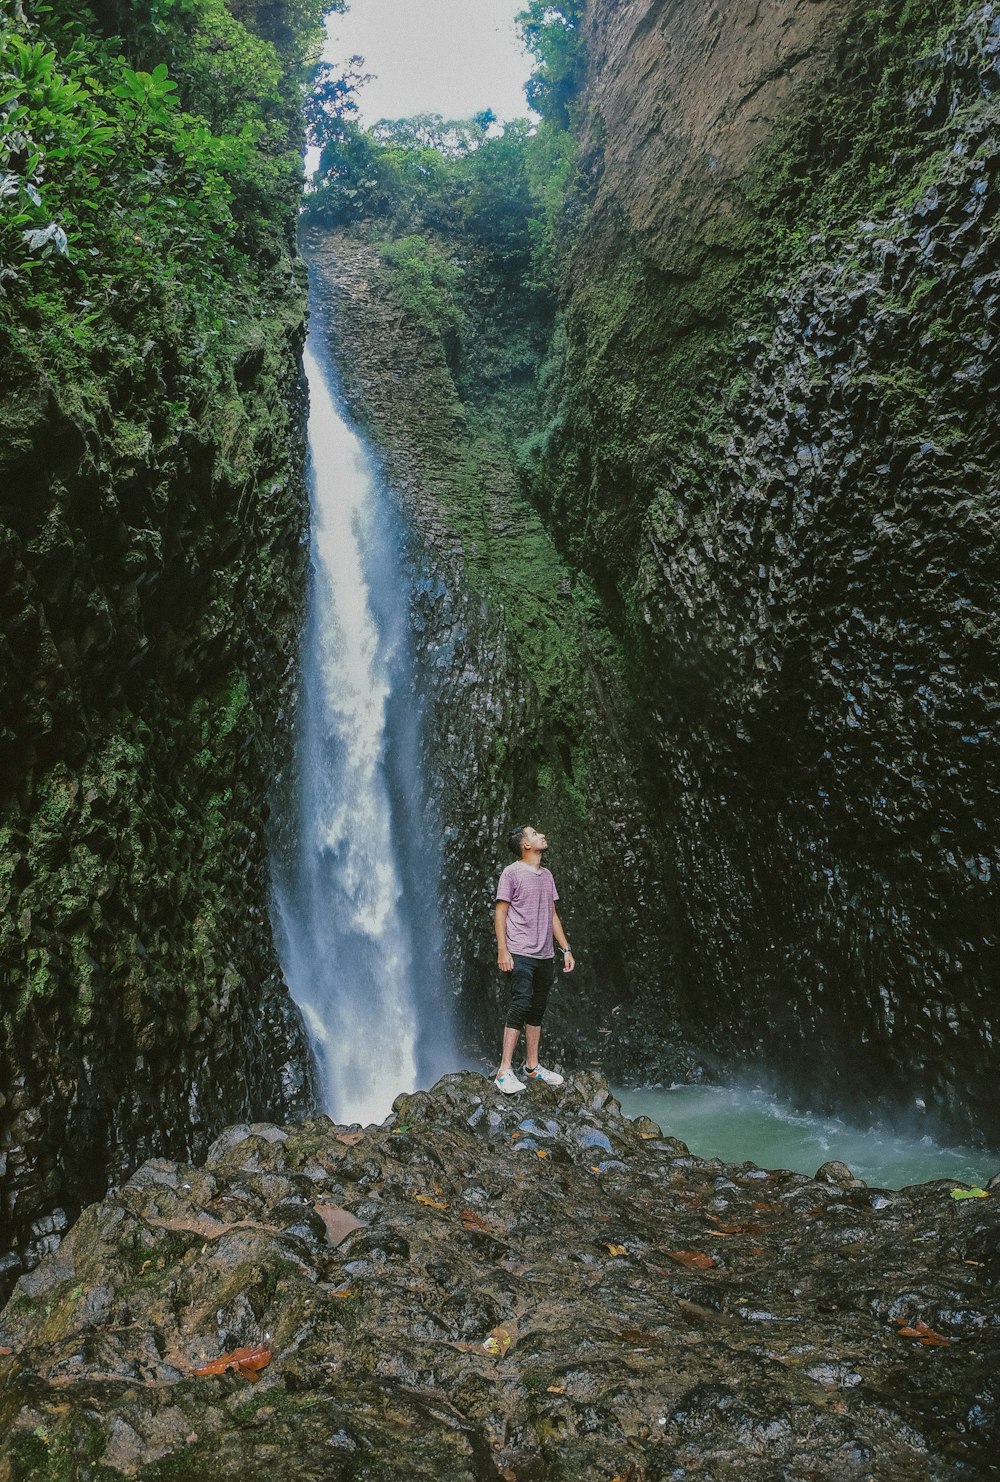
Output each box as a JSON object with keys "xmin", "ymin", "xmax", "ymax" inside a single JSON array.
[{"xmin": 517, "ymin": 1, "xmax": 584, "ymax": 128}]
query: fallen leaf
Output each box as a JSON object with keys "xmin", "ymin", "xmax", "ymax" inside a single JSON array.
[
  {"xmin": 328, "ymin": 1288, "xmax": 353, "ymax": 1299},
  {"xmin": 605, "ymin": 1243, "xmax": 628, "ymax": 1257},
  {"xmin": 894, "ymin": 1319, "xmax": 951, "ymax": 1348},
  {"xmin": 950, "ymin": 1187, "xmax": 988, "ymax": 1200},
  {"xmin": 536, "ymin": 1149, "xmax": 549, "ymax": 1160},
  {"xmin": 676, "ymin": 1297, "xmax": 737, "ymax": 1326},
  {"xmin": 546, "ymin": 1383, "xmax": 566, "ymax": 1394},
  {"xmin": 459, "ymin": 1208, "xmax": 494, "ymax": 1235},
  {"xmin": 415, "ymin": 1193, "xmax": 449, "ymax": 1211},
  {"xmin": 191, "ymin": 1342, "xmax": 271, "ymax": 1380},
  {"xmin": 391, "ymin": 1124, "xmax": 413, "ymax": 1134},
  {"xmin": 335, "ymin": 1130, "xmax": 365, "ymax": 1146},
  {"xmin": 618, "ymin": 1328, "xmax": 662, "ymax": 1347},
  {"xmin": 707, "ymin": 1215, "xmax": 768, "ymax": 1235},
  {"xmin": 664, "ymin": 1249, "xmax": 717, "ymax": 1270},
  {"xmin": 145, "ymin": 1213, "xmax": 280, "ymax": 1242},
  {"xmin": 0, "ymin": 1346, "xmax": 12, "ymax": 1356},
  {"xmin": 314, "ymin": 1205, "xmax": 365, "ymax": 1247}
]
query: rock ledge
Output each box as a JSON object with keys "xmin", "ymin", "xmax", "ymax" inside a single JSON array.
[{"xmin": 0, "ymin": 1072, "xmax": 997, "ymax": 1478}]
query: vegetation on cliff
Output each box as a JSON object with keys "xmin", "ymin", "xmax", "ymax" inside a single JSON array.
[{"xmin": 0, "ymin": 0, "xmax": 335, "ymax": 1290}]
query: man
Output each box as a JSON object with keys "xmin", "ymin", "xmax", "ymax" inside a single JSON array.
[{"xmin": 493, "ymin": 824, "xmax": 575, "ymax": 1093}]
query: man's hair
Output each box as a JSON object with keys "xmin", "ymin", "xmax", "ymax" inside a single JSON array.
[{"xmin": 507, "ymin": 824, "xmax": 529, "ymax": 858}]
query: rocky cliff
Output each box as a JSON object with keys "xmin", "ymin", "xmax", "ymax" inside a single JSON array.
[
  {"xmin": 0, "ymin": 0, "xmax": 320, "ymax": 1296},
  {"xmin": 521, "ymin": 0, "xmax": 1000, "ymax": 1141}
]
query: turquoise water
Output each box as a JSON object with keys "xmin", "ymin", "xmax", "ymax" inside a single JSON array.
[{"xmin": 615, "ymin": 1083, "xmax": 998, "ymax": 1190}]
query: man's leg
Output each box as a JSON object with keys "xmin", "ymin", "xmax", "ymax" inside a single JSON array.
[
  {"xmin": 499, "ymin": 1024, "xmax": 520, "ymax": 1073},
  {"xmin": 498, "ymin": 957, "xmax": 532, "ymax": 1075},
  {"xmin": 524, "ymin": 958, "xmax": 554, "ymax": 1071}
]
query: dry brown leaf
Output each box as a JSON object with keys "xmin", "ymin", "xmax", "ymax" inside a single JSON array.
[
  {"xmin": 0, "ymin": 1346, "xmax": 12, "ymax": 1356},
  {"xmin": 618, "ymin": 1329, "xmax": 661, "ymax": 1348},
  {"xmin": 314, "ymin": 1205, "xmax": 365, "ymax": 1247},
  {"xmin": 707, "ymin": 1215, "xmax": 767, "ymax": 1235},
  {"xmin": 605, "ymin": 1243, "xmax": 628, "ymax": 1257},
  {"xmin": 414, "ymin": 1193, "xmax": 449, "ymax": 1211},
  {"xmin": 895, "ymin": 1319, "xmax": 951, "ymax": 1348},
  {"xmin": 335, "ymin": 1130, "xmax": 365, "ymax": 1146},
  {"xmin": 190, "ymin": 1341, "xmax": 271, "ymax": 1380},
  {"xmin": 546, "ymin": 1383, "xmax": 566, "ymax": 1394},
  {"xmin": 664, "ymin": 1249, "xmax": 717, "ymax": 1270},
  {"xmin": 536, "ymin": 1149, "xmax": 549, "ymax": 1160},
  {"xmin": 459, "ymin": 1207, "xmax": 494, "ymax": 1235}
]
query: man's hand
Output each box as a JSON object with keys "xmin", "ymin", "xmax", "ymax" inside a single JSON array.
[
  {"xmin": 498, "ymin": 948, "xmax": 514, "ymax": 973},
  {"xmin": 562, "ymin": 950, "xmax": 575, "ymax": 974}
]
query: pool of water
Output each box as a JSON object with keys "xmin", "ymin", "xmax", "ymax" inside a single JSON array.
[{"xmin": 615, "ymin": 1082, "xmax": 998, "ymax": 1190}]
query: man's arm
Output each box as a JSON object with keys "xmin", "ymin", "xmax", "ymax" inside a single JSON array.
[
  {"xmin": 552, "ymin": 907, "xmax": 575, "ymax": 973},
  {"xmin": 495, "ymin": 901, "xmax": 513, "ymax": 972}
]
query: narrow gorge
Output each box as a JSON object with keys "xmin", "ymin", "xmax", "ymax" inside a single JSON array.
[{"xmin": 1, "ymin": 0, "xmax": 999, "ymax": 1475}]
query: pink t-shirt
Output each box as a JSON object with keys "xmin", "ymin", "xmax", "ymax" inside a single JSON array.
[{"xmin": 496, "ymin": 862, "xmax": 559, "ymax": 958}]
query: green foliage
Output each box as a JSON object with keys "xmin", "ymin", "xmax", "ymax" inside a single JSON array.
[
  {"xmin": 516, "ymin": 0, "xmax": 584, "ymax": 127},
  {"xmin": 0, "ymin": 0, "xmax": 328, "ymax": 362},
  {"xmin": 378, "ymin": 233, "xmax": 461, "ymax": 339}
]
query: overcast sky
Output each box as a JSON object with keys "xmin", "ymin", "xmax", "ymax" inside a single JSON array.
[{"xmin": 324, "ymin": 0, "xmax": 534, "ymax": 124}]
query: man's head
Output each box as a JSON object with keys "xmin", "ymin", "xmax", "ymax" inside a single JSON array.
[{"xmin": 508, "ymin": 824, "xmax": 548, "ymax": 859}]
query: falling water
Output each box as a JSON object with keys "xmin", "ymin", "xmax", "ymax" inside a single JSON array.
[{"xmin": 271, "ymin": 325, "xmax": 449, "ymax": 1125}]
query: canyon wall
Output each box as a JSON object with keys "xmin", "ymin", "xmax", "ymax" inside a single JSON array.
[
  {"xmin": 311, "ymin": 0, "xmax": 1000, "ymax": 1143},
  {"xmin": 0, "ymin": 0, "xmax": 319, "ymax": 1292},
  {"xmin": 523, "ymin": 0, "xmax": 1000, "ymax": 1139}
]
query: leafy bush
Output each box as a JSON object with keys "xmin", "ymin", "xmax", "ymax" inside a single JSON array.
[
  {"xmin": 378, "ymin": 233, "xmax": 462, "ymax": 339},
  {"xmin": 0, "ymin": 0, "xmax": 332, "ymax": 400}
]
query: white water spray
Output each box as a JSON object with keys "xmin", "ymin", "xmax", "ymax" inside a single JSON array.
[{"xmin": 272, "ymin": 329, "xmax": 447, "ymax": 1125}]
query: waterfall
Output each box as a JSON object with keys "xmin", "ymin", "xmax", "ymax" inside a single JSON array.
[{"xmin": 271, "ymin": 325, "xmax": 450, "ymax": 1125}]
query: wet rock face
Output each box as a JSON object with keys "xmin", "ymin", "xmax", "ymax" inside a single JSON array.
[
  {"xmin": 0, "ymin": 194, "xmax": 315, "ymax": 1298},
  {"xmin": 639, "ymin": 13, "xmax": 1000, "ymax": 1141},
  {"xmin": 580, "ymin": 0, "xmax": 851, "ymax": 262},
  {"xmin": 0, "ymin": 1072, "xmax": 997, "ymax": 1478},
  {"xmin": 525, "ymin": 1, "xmax": 1000, "ymax": 1139}
]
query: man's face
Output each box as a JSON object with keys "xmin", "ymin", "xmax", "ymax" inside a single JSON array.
[{"xmin": 522, "ymin": 826, "xmax": 548, "ymax": 853}]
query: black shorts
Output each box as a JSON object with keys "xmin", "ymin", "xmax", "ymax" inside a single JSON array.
[{"xmin": 504, "ymin": 954, "xmax": 555, "ymax": 1030}]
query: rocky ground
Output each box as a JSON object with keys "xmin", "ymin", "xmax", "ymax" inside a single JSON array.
[{"xmin": 0, "ymin": 1072, "xmax": 997, "ymax": 1480}]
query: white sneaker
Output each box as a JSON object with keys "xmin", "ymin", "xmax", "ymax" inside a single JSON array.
[
  {"xmin": 494, "ymin": 1069, "xmax": 526, "ymax": 1094},
  {"xmin": 523, "ymin": 1063, "xmax": 564, "ymax": 1086}
]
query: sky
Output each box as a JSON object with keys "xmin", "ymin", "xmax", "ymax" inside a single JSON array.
[{"xmin": 323, "ymin": 0, "xmax": 534, "ymax": 125}]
